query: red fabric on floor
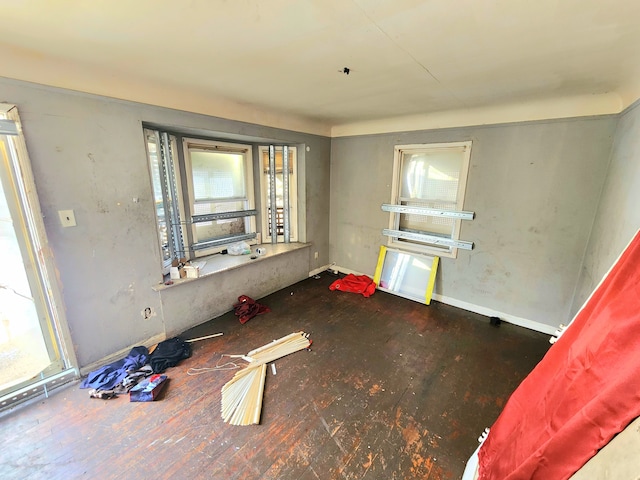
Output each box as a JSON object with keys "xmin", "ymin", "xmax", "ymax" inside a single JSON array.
[
  {"xmin": 329, "ymin": 274, "xmax": 376, "ymax": 297},
  {"xmin": 233, "ymin": 295, "xmax": 270, "ymax": 324},
  {"xmin": 478, "ymin": 229, "xmax": 640, "ymax": 480}
]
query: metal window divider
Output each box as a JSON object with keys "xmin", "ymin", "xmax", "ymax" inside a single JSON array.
[
  {"xmin": 381, "ymin": 204, "xmax": 475, "ymax": 220},
  {"xmin": 381, "ymin": 204, "xmax": 475, "ymax": 250},
  {"xmin": 192, "ymin": 232, "xmax": 257, "ymax": 251},
  {"xmin": 159, "ymin": 132, "xmax": 184, "ymax": 259},
  {"xmin": 191, "ymin": 209, "xmax": 258, "ymax": 223},
  {"xmin": 282, "ymin": 145, "xmax": 290, "ymax": 243},
  {"xmin": 269, "ymin": 145, "xmax": 277, "ymax": 244}
]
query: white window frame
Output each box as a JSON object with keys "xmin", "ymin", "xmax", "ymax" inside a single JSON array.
[
  {"xmin": 388, "ymin": 141, "xmax": 472, "ymax": 258},
  {"xmin": 182, "ymin": 138, "xmax": 256, "ymax": 257},
  {"xmin": 0, "ymin": 104, "xmax": 78, "ymax": 406},
  {"xmin": 258, "ymin": 145, "xmax": 298, "ymax": 243}
]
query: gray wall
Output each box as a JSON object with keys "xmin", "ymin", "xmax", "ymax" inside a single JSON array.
[
  {"xmin": 0, "ymin": 77, "xmax": 331, "ymax": 368},
  {"xmin": 160, "ymin": 246, "xmax": 310, "ymax": 335},
  {"xmin": 572, "ymin": 101, "xmax": 640, "ymax": 315},
  {"xmin": 2, "ymin": 72, "xmax": 633, "ymax": 368},
  {"xmin": 330, "ymin": 117, "xmax": 617, "ymax": 329}
]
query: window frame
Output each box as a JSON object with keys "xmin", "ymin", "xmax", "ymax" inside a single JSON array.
[
  {"xmin": 144, "ymin": 126, "xmax": 301, "ymax": 274},
  {"xmin": 388, "ymin": 141, "xmax": 472, "ymax": 258},
  {"xmin": 258, "ymin": 145, "xmax": 298, "ymax": 243},
  {"xmin": 182, "ymin": 137, "xmax": 256, "ymax": 258}
]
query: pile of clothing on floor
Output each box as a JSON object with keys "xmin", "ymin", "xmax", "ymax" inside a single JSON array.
[{"xmin": 80, "ymin": 337, "xmax": 191, "ymax": 400}]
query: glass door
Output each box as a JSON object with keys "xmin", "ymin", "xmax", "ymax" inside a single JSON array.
[{"xmin": 0, "ymin": 108, "xmax": 76, "ymax": 407}]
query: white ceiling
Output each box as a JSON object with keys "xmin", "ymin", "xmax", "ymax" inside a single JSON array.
[{"xmin": 1, "ymin": 0, "xmax": 639, "ymax": 136}]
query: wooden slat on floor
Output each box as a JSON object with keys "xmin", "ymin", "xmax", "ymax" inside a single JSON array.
[{"xmin": 0, "ymin": 272, "xmax": 550, "ymax": 479}]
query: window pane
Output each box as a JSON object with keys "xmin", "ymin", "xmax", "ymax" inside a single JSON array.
[
  {"xmin": 195, "ymin": 217, "xmax": 246, "ymax": 242},
  {"xmin": 400, "ymin": 151, "xmax": 462, "ymax": 205},
  {"xmin": 263, "ymin": 149, "xmax": 294, "ymax": 207},
  {"xmin": 265, "ymin": 172, "xmax": 287, "ymax": 208},
  {"xmin": 267, "ymin": 207, "xmax": 284, "ymax": 236},
  {"xmin": 398, "ymin": 149, "xmax": 464, "ymax": 238},
  {"xmin": 262, "ymin": 148, "xmax": 295, "ymax": 236},
  {"xmin": 399, "ymin": 200, "xmax": 455, "ymax": 237},
  {"xmin": 190, "ymin": 150, "xmax": 245, "ymax": 200},
  {"xmin": 193, "ymin": 200, "xmax": 247, "ymax": 241},
  {"xmin": 389, "ymin": 142, "xmax": 471, "ymax": 258}
]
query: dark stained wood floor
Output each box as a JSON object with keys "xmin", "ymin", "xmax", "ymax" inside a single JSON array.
[{"xmin": 0, "ymin": 272, "xmax": 550, "ymax": 479}]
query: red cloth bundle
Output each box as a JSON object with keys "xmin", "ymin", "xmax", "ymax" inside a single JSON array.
[
  {"xmin": 329, "ymin": 274, "xmax": 376, "ymax": 297},
  {"xmin": 233, "ymin": 295, "xmax": 270, "ymax": 324}
]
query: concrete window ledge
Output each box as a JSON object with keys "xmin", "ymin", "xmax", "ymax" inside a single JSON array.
[{"xmin": 152, "ymin": 243, "xmax": 311, "ymax": 291}]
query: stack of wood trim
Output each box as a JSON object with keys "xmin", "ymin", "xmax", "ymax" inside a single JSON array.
[{"xmin": 221, "ymin": 331, "xmax": 311, "ymax": 426}]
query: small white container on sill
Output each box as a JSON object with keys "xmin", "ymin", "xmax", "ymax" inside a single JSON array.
[
  {"xmin": 169, "ymin": 266, "xmax": 180, "ymax": 280},
  {"xmin": 184, "ymin": 265, "xmax": 199, "ymax": 278}
]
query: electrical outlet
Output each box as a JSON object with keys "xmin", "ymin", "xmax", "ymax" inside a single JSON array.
[
  {"xmin": 58, "ymin": 210, "xmax": 76, "ymax": 227},
  {"xmin": 314, "ymin": 251, "xmax": 318, "ymax": 260},
  {"xmin": 142, "ymin": 307, "xmax": 154, "ymax": 320}
]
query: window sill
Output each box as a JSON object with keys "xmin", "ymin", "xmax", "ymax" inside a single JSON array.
[{"xmin": 152, "ymin": 242, "xmax": 311, "ymax": 291}]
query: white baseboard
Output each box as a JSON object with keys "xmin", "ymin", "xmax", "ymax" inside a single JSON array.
[
  {"xmin": 309, "ymin": 264, "xmax": 331, "ymax": 277},
  {"xmin": 311, "ymin": 264, "xmax": 371, "ymax": 277},
  {"xmin": 432, "ymin": 293, "xmax": 558, "ymax": 335},
  {"xmin": 80, "ymin": 332, "xmax": 167, "ymax": 376},
  {"xmin": 332, "ymin": 264, "xmax": 557, "ymax": 336},
  {"xmin": 332, "ymin": 265, "xmax": 372, "ymax": 277}
]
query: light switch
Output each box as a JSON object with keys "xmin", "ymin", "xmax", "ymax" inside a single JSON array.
[{"xmin": 58, "ymin": 209, "xmax": 76, "ymax": 227}]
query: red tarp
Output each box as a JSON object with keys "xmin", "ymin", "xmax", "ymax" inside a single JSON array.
[
  {"xmin": 329, "ymin": 274, "xmax": 376, "ymax": 297},
  {"xmin": 478, "ymin": 229, "xmax": 640, "ymax": 480}
]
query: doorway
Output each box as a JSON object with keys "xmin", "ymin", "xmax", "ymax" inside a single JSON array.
[{"xmin": 0, "ymin": 105, "xmax": 77, "ymax": 410}]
